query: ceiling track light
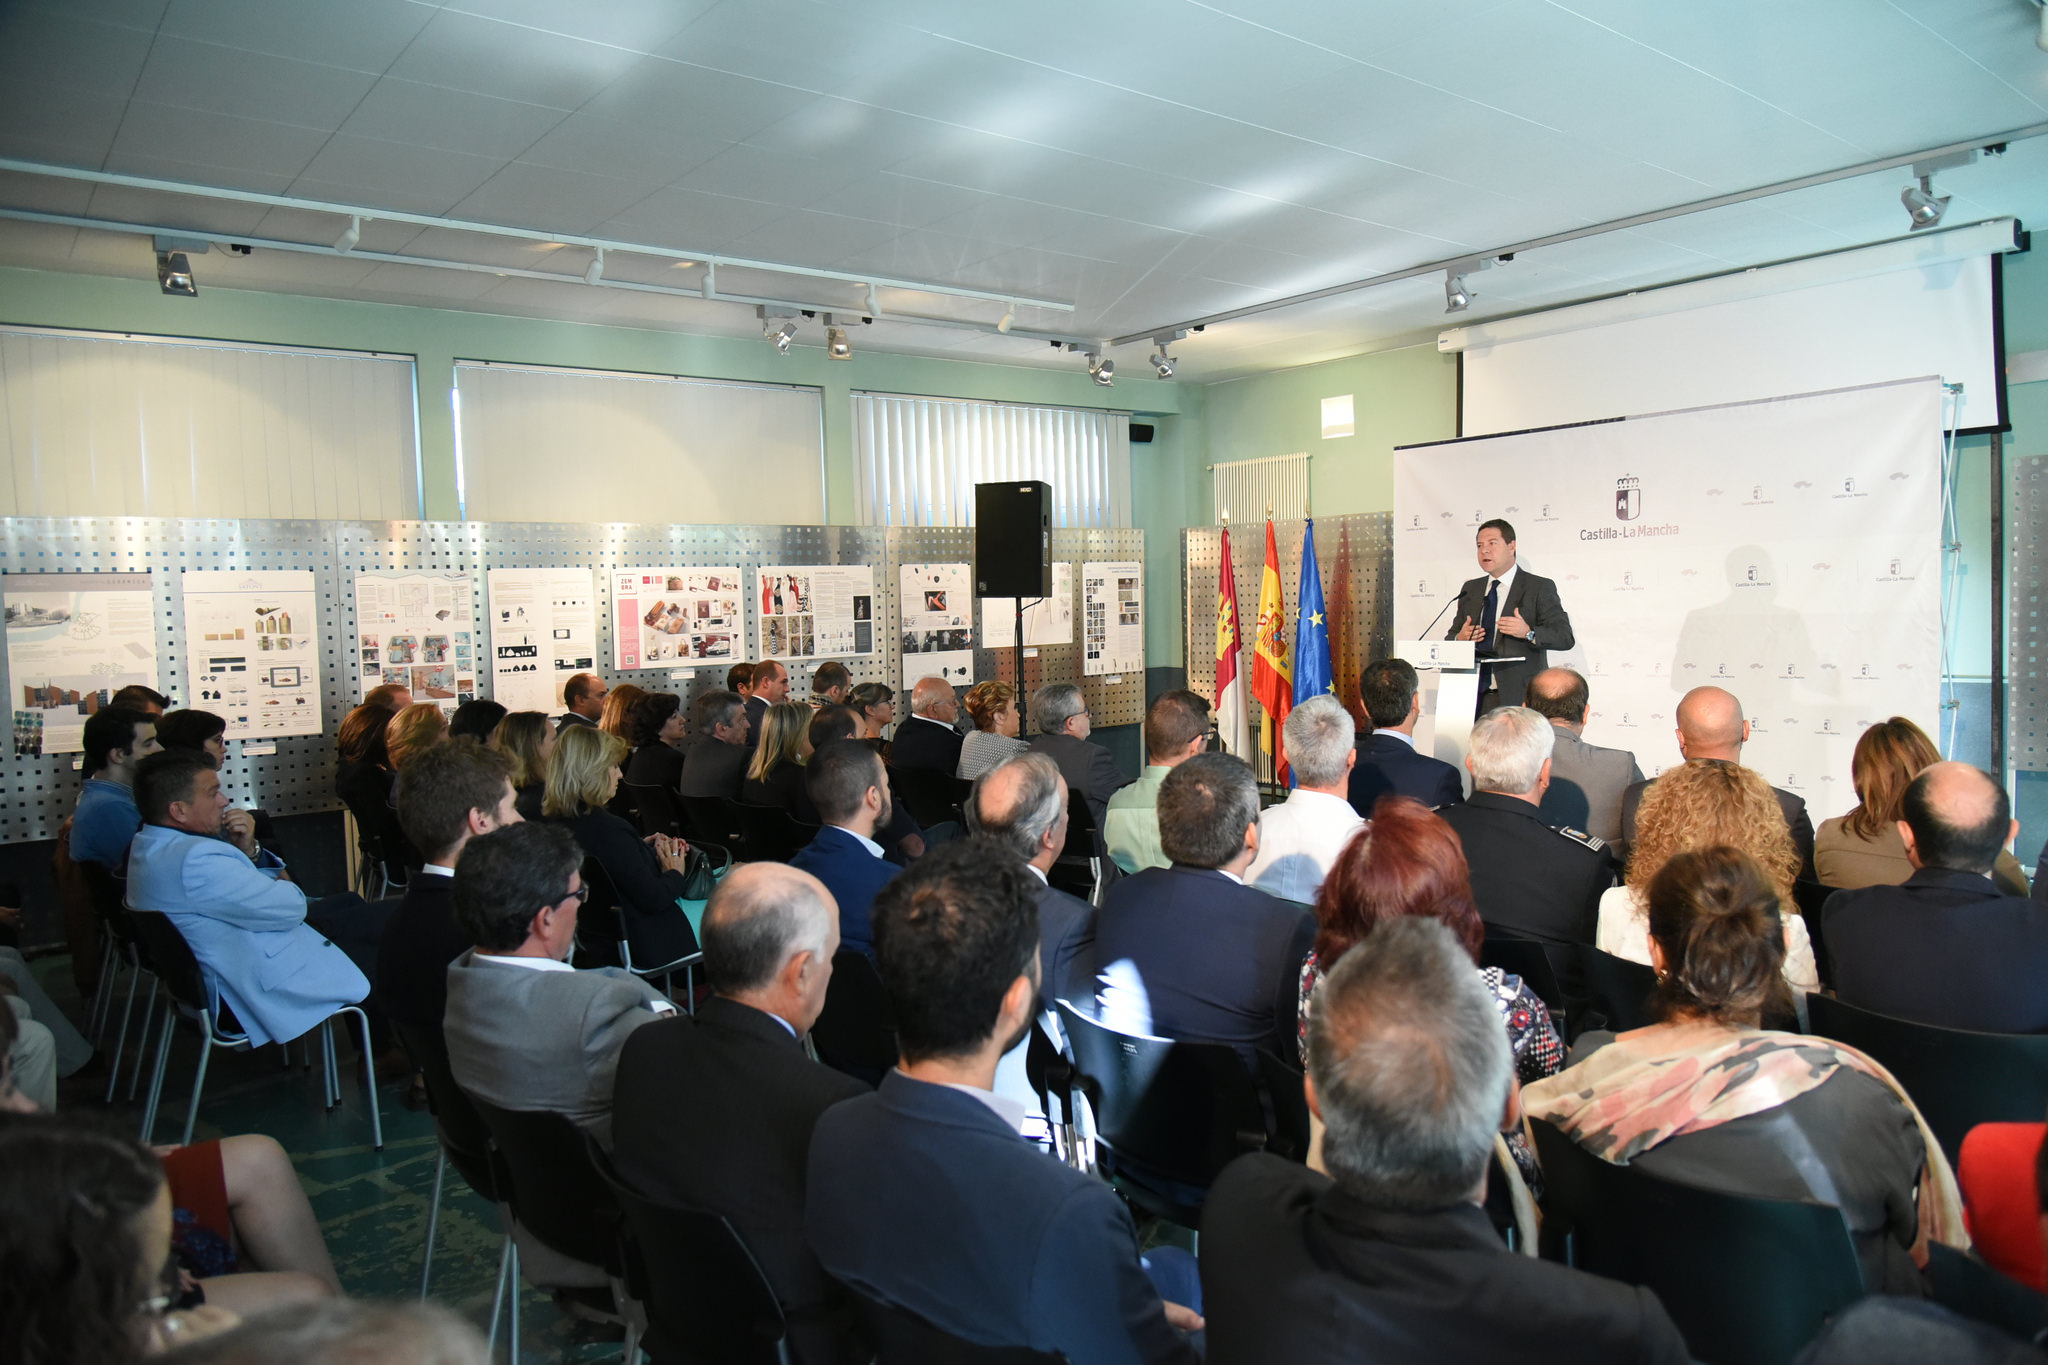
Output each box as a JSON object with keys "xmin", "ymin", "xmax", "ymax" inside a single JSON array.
[
  {"xmin": 865, "ymin": 283, "xmax": 880, "ymax": 317},
  {"xmin": 824, "ymin": 313, "xmax": 852, "ymax": 361},
  {"xmin": 584, "ymin": 247, "xmax": 604, "ymax": 285},
  {"xmin": 1080, "ymin": 348, "xmax": 1113, "ymax": 386},
  {"xmin": 997, "ymin": 303, "xmax": 1015, "ymax": 333},
  {"xmin": 1901, "ymin": 149, "xmax": 1975, "ymax": 231},
  {"xmin": 758, "ymin": 305, "xmax": 799, "ymax": 355},
  {"xmin": 334, "ymin": 215, "xmax": 361, "ymax": 253},
  {"xmin": 1150, "ymin": 329, "xmax": 1186, "ymax": 378},
  {"xmin": 156, "ymin": 250, "xmax": 196, "ymax": 297},
  {"xmin": 1443, "ymin": 256, "xmax": 1496, "ymax": 314}
]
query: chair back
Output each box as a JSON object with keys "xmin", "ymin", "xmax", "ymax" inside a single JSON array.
[
  {"xmin": 1255, "ymin": 1047, "xmax": 1311, "ymax": 1164},
  {"xmin": 732, "ymin": 801, "xmax": 803, "ymax": 862},
  {"xmin": 623, "ymin": 781, "xmax": 685, "ymax": 838},
  {"xmin": 1055, "ymin": 1001, "xmax": 1270, "ymax": 1217},
  {"xmin": 1566, "ymin": 945, "xmax": 1659, "ymax": 1035},
  {"xmin": 589, "ymin": 1143, "xmax": 793, "ymax": 1365},
  {"xmin": 1806, "ymin": 993, "xmax": 2048, "ymax": 1166},
  {"xmin": 1530, "ymin": 1118, "xmax": 1864, "ymax": 1365},
  {"xmin": 809, "ymin": 950, "xmax": 898, "ymax": 1084},
  {"xmin": 123, "ymin": 909, "xmax": 212, "ymax": 1020},
  {"xmin": 392, "ymin": 1019, "xmax": 497, "ymax": 1201},
  {"xmin": 848, "ymin": 1287, "xmax": 1068, "ymax": 1364},
  {"xmin": 1791, "ymin": 881, "xmax": 1835, "ymax": 987},
  {"xmin": 465, "ymin": 1096, "xmax": 624, "ymax": 1276},
  {"xmin": 1478, "ymin": 934, "xmax": 1566, "ymax": 1016},
  {"xmin": 574, "ymin": 856, "xmax": 630, "ymax": 970},
  {"xmin": 1927, "ymin": 1241, "xmax": 2048, "ymax": 1343},
  {"xmin": 887, "ymin": 766, "xmax": 971, "ymax": 830},
  {"xmin": 1047, "ymin": 793, "xmax": 1101, "ymax": 901},
  {"xmin": 682, "ymin": 795, "xmax": 741, "ymax": 848}
]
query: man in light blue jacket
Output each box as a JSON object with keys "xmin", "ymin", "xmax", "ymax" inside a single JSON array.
[{"xmin": 125, "ymin": 750, "xmax": 388, "ymax": 1050}]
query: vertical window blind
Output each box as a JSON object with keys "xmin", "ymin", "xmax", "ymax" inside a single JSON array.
[
  {"xmin": 0, "ymin": 326, "xmax": 419, "ymax": 519},
  {"xmin": 1211, "ymin": 452, "xmax": 1310, "ymax": 525},
  {"xmin": 853, "ymin": 393, "xmax": 1131, "ymax": 527}
]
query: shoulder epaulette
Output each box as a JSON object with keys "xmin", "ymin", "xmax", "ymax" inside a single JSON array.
[{"xmin": 1556, "ymin": 826, "xmax": 1606, "ymax": 852}]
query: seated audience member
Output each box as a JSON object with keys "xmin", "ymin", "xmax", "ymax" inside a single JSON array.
[
  {"xmin": 71, "ymin": 704, "xmax": 161, "ymax": 870},
  {"xmin": 808, "ymin": 703, "xmax": 860, "ymax": 752},
  {"xmin": 544, "ymin": 725, "xmax": 699, "ymax": 970},
  {"xmin": 966, "ymin": 753, "xmax": 1097, "ymax": 1007},
  {"xmin": 1349, "ymin": 658, "xmax": 1462, "ymax": 815},
  {"xmin": 1094, "ymin": 753, "xmax": 1316, "ymax": 1063},
  {"xmin": 679, "ymin": 689, "xmax": 750, "ymax": 801},
  {"xmin": 727, "ymin": 661, "xmax": 756, "ymax": 699},
  {"xmin": 891, "ymin": 676, "xmax": 964, "ymax": 774},
  {"xmin": 1600, "ymin": 759, "xmax": 1819, "ymax": 1003},
  {"xmin": 743, "ymin": 701, "xmax": 821, "ymax": 823},
  {"xmin": 812, "ymin": 704, "xmax": 925, "ymax": 862},
  {"xmin": 126, "ymin": 751, "xmax": 394, "ymax": 1061},
  {"xmin": 1620, "ymin": 685, "xmax": 1816, "ymax": 881},
  {"xmin": 598, "ymin": 683, "xmax": 647, "ymax": 741},
  {"xmin": 612, "ymin": 864, "xmax": 866, "ymax": 1363},
  {"xmin": 0, "ymin": 1113, "xmax": 243, "ymax": 1363},
  {"xmin": 385, "ymin": 701, "xmax": 448, "ymax": 775},
  {"xmin": 1957, "ymin": 1120, "xmax": 2047, "ymax": 1295},
  {"xmin": 1527, "ymin": 846, "xmax": 1959, "ymax": 1295},
  {"xmin": 379, "ymin": 739, "xmax": 521, "ymax": 1033},
  {"xmin": 1527, "ymin": 668, "xmax": 1643, "ymax": 846},
  {"xmin": 1, "ymin": 979, "xmax": 57, "ymax": 1111},
  {"xmin": 446, "ymin": 698, "xmax": 507, "ymax": 743},
  {"xmin": 1819, "ymin": 716, "xmax": 2028, "ymax": 895},
  {"xmin": 811, "ymin": 660, "xmax": 852, "ymax": 708},
  {"xmin": 620, "ymin": 691, "xmax": 687, "ymax": 797},
  {"xmin": 1439, "ymin": 706, "xmax": 1613, "ymax": 946},
  {"xmin": 848, "ymin": 682, "xmax": 896, "ymax": 752},
  {"xmin": 0, "ymin": 962, "xmax": 89, "ymax": 1103},
  {"xmin": 806, "ymin": 844, "xmax": 1203, "ymax": 1362},
  {"xmin": 790, "ymin": 741, "xmax": 903, "ymax": 958},
  {"xmin": 1246, "ymin": 695, "xmax": 1362, "ymax": 901},
  {"xmin": 1298, "ymin": 796, "xmax": 1563, "ymax": 1187},
  {"xmin": 958, "ymin": 679, "xmax": 1031, "ymax": 781},
  {"xmin": 442, "ymin": 823, "xmax": 674, "ymax": 1149},
  {"xmin": 154, "ymin": 1133, "xmax": 341, "ymax": 1318},
  {"xmin": 1029, "ymin": 681, "xmax": 1128, "ymax": 838},
  {"xmin": 152, "ymin": 1301, "xmax": 489, "ymax": 1365},
  {"xmin": 1105, "ymin": 688, "xmax": 1212, "ymax": 875},
  {"xmin": 111, "ymin": 683, "xmax": 170, "ymax": 715},
  {"xmin": 334, "ymin": 701, "xmax": 414, "ymax": 872},
  {"xmin": 1201, "ymin": 918, "xmax": 1689, "ymax": 1365},
  {"xmin": 156, "ymin": 707, "xmax": 230, "ymax": 766},
  {"xmin": 362, "ymin": 682, "xmax": 412, "ymax": 713},
  {"xmin": 1824, "ymin": 762, "xmax": 2048, "ymax": 1033},
  {"xmin": 557, "ymin": 672, "xmax": 608, "ymax": 732},
  {"xmin": 744, "ymin": 662, "xmax": 790, "ymax": 747},
  {"xmin": 491, "ymin": 710, "xmax": 553, "ymax": 822}
]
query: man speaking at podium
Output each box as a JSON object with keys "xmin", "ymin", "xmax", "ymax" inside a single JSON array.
[{"xmin": 1448, "ymin": 519, "xmax": 1574, "ymax": 716}]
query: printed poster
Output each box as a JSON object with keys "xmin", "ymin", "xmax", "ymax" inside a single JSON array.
[
  {"xmin": 3, "ymin": 571, "xmax": 158, "ymax": 755},
  {"xmin": 181, "ymin": 570, "xmax": 323, "ymax": 739},
  {"xmin": 755, "ymin": 564, "xmax": 876, "ymax": 662},
  {"xmin": 1082, "ymin": 561, "xmax": 1144, "ymax": 677},
  {"xmin": 612, "ymin": 567, "xmax": 742, "ymax": 669},
  {"xmin": 487, "ymin": 567, "xmax": 598, "ymax": 715},
  {"xmin": 899, "ymin": 562, "xmax": 974, "ymax": 691},
  {"xmin": 979, "ymin": 562, "xmax": 1074, "ymax": 647},
  {"xmin": 355, "ymin": 571, "xmax": 476, "ymax": 714}
]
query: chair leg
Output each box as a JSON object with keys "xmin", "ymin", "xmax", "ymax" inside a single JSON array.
[
  {"xmin": 487, "ymin": 1233, "xmax": 513, "ymax": 1359},
  {"xmin": 419, "ymin": 1149, "xmax": 445, "ymax": 1300},
  {"xmin": 126, "ymin": 980, "xmax": 160, "ymax": 1102},
  {"xmin": 105, "ymin": 963, "xmax": 144, "ymax": 1103},
  {"xmin": 339, "ymin": 1006, "xmax": 383, "ymax": 1150},
  {"xmin": 180, "ymin": 1036, "xmax": 215, "ymax": 1147},
  {"xmin": 139, "ymin": 1009, "xmax": 176, "ymax": 1144},
  {"xmin": 89, "ymin": 938, "xmax": 118, "ymax": 1042},
  {"xmin": 508, "ymin": 1240, "xmax": 521, "ymax": 1365}
]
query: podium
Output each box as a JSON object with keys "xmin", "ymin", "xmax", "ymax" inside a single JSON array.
[{"xmin": 1397, "ymin": 639, "xmax": 1478, "ymax": 799}]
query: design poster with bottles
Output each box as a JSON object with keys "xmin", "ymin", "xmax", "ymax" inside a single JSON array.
[
  {"xmin": 180, "ymin": 570, "xmax": 323, "ymax": 738},
  {"xmin": 355, "ymin": 571, "xmax": 477, "ymax": 713}
]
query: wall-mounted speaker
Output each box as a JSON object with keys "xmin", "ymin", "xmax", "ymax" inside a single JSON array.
[{"xmin": 975, "ymin": 481, "xmax": 1051, "ymax": 599}]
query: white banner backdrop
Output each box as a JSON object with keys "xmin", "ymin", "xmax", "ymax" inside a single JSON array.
[{"xmin": 1393, "ymin": 378, "xmax": 1944, "ymax": 810}]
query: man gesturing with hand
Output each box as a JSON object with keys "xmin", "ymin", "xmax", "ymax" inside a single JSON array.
[{"xmin": 1448, "ymin": 519, "xmax": 1573, "ymax": 716}]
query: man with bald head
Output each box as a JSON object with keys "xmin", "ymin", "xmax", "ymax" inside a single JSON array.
[
  {"xmin": 611, "ymin": 862, "xmax": 867, "ymax": 1360},
  {"xmin": 1527, "ymin": 668, "xmax": 1643, "ymax": 847},
  {"xmin": 890, "ymin": 675, "xmax": 965, "ymax": 775},
  {"xmin": 1822, "ymin": 762, "xmax": 2048, "ymax": 1033},
  {"xmin": 1618, "ymin": 686, "xmax": 1815, "ymax": 881},
  {"xmin": 968, "ymin": 753, "xmax": 1097, "ymax": 1008}
]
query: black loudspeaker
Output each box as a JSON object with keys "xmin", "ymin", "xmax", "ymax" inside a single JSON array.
[
  {"xmin": 1130, "ymin": 422, "xmax": 1155, "ymax": 443},
  {"xmin": 975, "ymin": 481, "xmax": 1052, "ymax": 598}
]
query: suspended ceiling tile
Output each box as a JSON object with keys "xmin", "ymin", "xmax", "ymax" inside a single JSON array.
[
  {"xmin": 15, "ymin": 0, "xmax": 171, "ymax": 33},
  {"xmin": 518, "ymin": 114, "xmax": 729, "ymax": 186},
  {"xmin": 385, "ymin": 8, "xmax": 645, "ymax": 111},
  {"xmin": 0, "ymin": 6, "xmax": 156, "ymax": 100},
  {"xmin": 158, "ymin": 0, "xmax": 435, "ymax": 73},
  {"xmin": 132, "ymin": 36, "xmax": 380, "ymax": 132},
  {"xmin": 0, "ymin": 171, "xmax": 96, "ymax": 215},
  {"xmin": 599, "ymin": 185, "xmax": 788, "ymax": 252},
  {"xmin": 673, "ymin": 143, "xmax": 869, "ymax": 209},
  {"xmin": 439, "ymin": 0, "xmax": 713, "ymax": 53},
  {"xmin": 337, "ymin": 78, "xmax": 573, "ymax": 162},
  {"xmin": 808, "ymin": 171, "xmax": 993, "ymax": 233},
  {"xmin": 81, "ymin": 179, "xmax": 272, "ymax": 235},
  {"xmin": 0, "ymin": 83, "xmax": 131, "ymax": 170},
  {"xmin": 293, "ymin": 135, "xmax": 505, "ymax": 215},
  {"xmin": 109, "ymin": 104, "xmax": 332, "ymax": 185},
  {"xmin": 581, "ymin": 57, "xmax": 798, "ymax": 147},
  {"xmin": 748, "ymin": 101, "xmax": 948, "ymax": 177},
  {"xmin": 94, "ymin": 154, "xmax": 300, "ymax": 200},
  {"xmin": 658, "ymin": 0, "xmax": 944, "ymax": 98},
  {"xmin": 724, "ymin": 209, "xmax": 904, "ymax": 268},
  {"xmin": 354, "ymin": 258, "xmax": 510, "ymax": 300},
  {"xmin": 448, "ymin": 162, "xmax": 665, "ymax": 236}
]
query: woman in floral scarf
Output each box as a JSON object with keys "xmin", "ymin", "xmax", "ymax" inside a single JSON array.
[{"xmin": 1525, "ymin": 846, "xmax": 1966, "ymax": 1294}]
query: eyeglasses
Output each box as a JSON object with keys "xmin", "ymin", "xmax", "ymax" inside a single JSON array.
[{"xmin": 556, "ymin": 883, "xmax": 591, "ymax": 910}]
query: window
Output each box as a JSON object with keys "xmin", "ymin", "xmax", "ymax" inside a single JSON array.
[
  {"xmin": 1321, "ymin": 394, "xmax": 1355, "ymax": 439},
  {"xmin": 852, "ymin": 393, "xmax": 1131, "ymax": 527}
]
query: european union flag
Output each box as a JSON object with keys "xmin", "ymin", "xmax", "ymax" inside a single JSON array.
[{"xmin": 1291, "ymin": 520, "xmax": 1334, "ymax": 787}]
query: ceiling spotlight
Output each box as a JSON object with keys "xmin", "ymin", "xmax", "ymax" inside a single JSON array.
[
  {"xmin": 825, "ymin": 314, "xmax": 852, "ymax": 360},
  {"xmin": 1901, "ymin": 175, "xmax": 1950, "ymax": 231},
  {"xmin": 1084, "ymin": 351, "xmax": 1114, "ymax": 386},
  {"xmin": 865, "ymin": 283, "xmax": 881, "ymax": 317},
  {"xmin": 156, "ymin": 251, "xmax": 196, "ymax": 297},
  {"xmin": 1444, "ymin": 270, "xmax": 1473, "ymax": 313},
  {"xmin": 758, "ymin": 306, "xmax": 798, "ymax": 354},
  {"xmin": 997, "ymin": 304, "xmax": 1014, "ymax": 333},
  {"xmin": 1151, "ymin": 348, "xmax": 1176, "ymax": 379},
  {"xmin": 334, "ymin": 215, "xmax": 361, "ymax": 253},
  {"xmin": 584, "ymin": 247, "xmax": 605, "ymax": 285}
]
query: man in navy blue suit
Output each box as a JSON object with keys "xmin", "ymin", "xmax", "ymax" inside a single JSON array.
[
  {"xmin": 806, "ymin": 844, "xmax": 1202, "ymax": 1363},
  {"xmin": 789, "ymin": 740, "xmax": 901, "ymax": 958},
  {"xmin": 1348, "ymin": 657, "xmax": 1463, "ymax": 816},
  {"xmin": 965, "ymin": 753, "xmax": 1096, "ymax": 1009},
  {"xmin": 1093, "ymin": 753, "xmax": 1316, "ymax": 1065}
]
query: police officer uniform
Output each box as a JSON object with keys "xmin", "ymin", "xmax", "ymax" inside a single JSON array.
[{"xmin": 1440, "ymin": 791, "xmax": 1615, "ymax": 946}]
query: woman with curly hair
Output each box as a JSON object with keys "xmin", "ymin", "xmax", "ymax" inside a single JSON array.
[
  {"xmin": 956, "ymin": 679, "xmax": 1029, "ymax": 780},
  {"xmin": 1600, "ymin": 759, "xmax": 1819, "ymax": 1001},
  {"xmin": 598, "ymin": 683, "xmax": 648, "ymax": 741},
  {"xmin": 1816, "ymin": 715, "xmax": 2028, "ymax": 894}
]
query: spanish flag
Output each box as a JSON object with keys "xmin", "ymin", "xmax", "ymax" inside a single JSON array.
[
  {"xmin": 1252, "ymin": 519, "xmax": 1293, "ymax": 782},
  {"xmin": 1215, "ymin": 527, "xmax": 1252, "ymax": 761}
]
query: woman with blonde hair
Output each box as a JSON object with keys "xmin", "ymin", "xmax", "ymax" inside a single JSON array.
[
  {"xmin": 598, "ymin": 684, "xmax": 648, "ymax": 740},
  {"xmin": 741, "ymin": 701, "xmax": 819, "ymax": 823},
  {"xmin": 1599, "ymin": 759, "xmax": 1819, "ymax": 1001},
  {"xmin": 492, "ymin": 710, "xmax": 554, "ymax": 821},
  {"xmin": 1816, "ymin": 715, "xmax": 2028, "ymax": 894},
  {"xmin": 956, "ymin": 679, "xmax": 1029, "ymax": 780},
  {"xmin": 384, "ymin": 702, "xmax": 448, "ymax": 774},
  {"xmin": 543, "ymin": 724, "xmax": 698, "ymax": 968}
]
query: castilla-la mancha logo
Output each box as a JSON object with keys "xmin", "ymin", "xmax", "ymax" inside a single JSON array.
[{"xmin": 1615, "ymin": 475, "xmax": 1641, "ymax": 522}]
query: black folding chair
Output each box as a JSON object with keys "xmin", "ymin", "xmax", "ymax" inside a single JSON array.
[
  {"xmin": 1806, "ymin": 994, "xmax": 2048, "ymax": 1166},
  {"xmin": 623, "ymin": 780, "xmax": 685, "ymax": 838},
  {"xmin": 1048, "ymin": 793, "xmax": 1104, "ymax": 904},
  {"xmin": 681, "ymin": 795, "xmax": 742, "ymax": 849},
  {"xmin": 1479, "ymin": 934, "xmax": 1567, "ymax": 1024},
  {"xmin": 1256, "ymin": 1046, "xmax": 1312, "ymax": 1164},
  {"xmin": 579, "ymin": 856, "xmax": 704, "ymax": 1007},
  {"xmin": 1531, "ymin": 1118, "xmax": 1865, "ymax": 1365},
  {"xmin": 809, "ymin": 950, "xmax": 897, "ymax": 1085},
  {"xmin": 732, "ymin": 801, "xmax": 805, "ymax": 863},
  {"xmin": 887, "ymin": 765, "xmax": 972, "ymax": 830},
  {"xmin": 847, "ymin": 1286, "xmax": 1068, "ymax": 1364},
  {"xmin": 392, "ymin": 1019, "xmax": 502, "ymax": 1300},
  {"xmin": 1927, "ymin": 1241, "xmax": 2048, "ymax": 1343},
  {"xmin": 1566, "ymin": 945, "xmax": 1660, "ymax": 1036}
]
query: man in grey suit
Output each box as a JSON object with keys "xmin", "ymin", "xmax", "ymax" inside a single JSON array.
[
  {"xmin": 1447, "ymin": 519, "xmax": 1574, "ymax": 713},
  {"xmin": 1026, "ymin": 682, "xmax": 1128, "ymax": 854},
  {"xmin": 1527, "ymin": 668, "xmax": 1643, "ymax": 847},
  {"xmin": 443, "ymin": 822, "xmax": 674, "ymax": 1151},
  {"xmin": 965, "ymin": 753, "xmax": 1096, "ymax": 1008}
]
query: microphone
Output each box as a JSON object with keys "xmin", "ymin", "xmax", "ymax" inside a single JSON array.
[{"xmin": 1418, "ymin": 590, "xmax": 1463, "ymax": 641}]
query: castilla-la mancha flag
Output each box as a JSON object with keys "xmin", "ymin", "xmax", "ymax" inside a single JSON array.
[
  {"xmin": 1252, "ymin": 519, "xmax": 1293, "ymax": 783},
  {"xmin": 1214, "ymin": 527, "xmax": 1252, "ymax": 762}
]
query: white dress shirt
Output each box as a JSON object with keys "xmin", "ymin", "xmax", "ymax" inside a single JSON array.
[
  {"xmin": 1371, "ymin": 728, "xmax": 1417, "ymax": 749},
  {"xmin": 1246, "ymin": 788, "xmax": 1366, "ymax": 903}
]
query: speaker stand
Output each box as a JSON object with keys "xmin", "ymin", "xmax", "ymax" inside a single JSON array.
[{"xmin": 1013, "ymin": 598, "xmax": 1043, "ymax": 730}]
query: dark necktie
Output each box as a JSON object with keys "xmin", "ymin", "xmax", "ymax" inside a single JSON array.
[{"xmin": 1476, "ymin": 578, "xmax": 1499, "ymax": 711}]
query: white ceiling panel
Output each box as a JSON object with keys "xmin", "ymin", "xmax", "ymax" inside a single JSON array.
[
  {"xmin": 337, "ymin": 78, "xmax": 573, "ymax": 161},
  {"xmin": 0, "ymin": 7, "xmax": 155, "ymax": 100},
  {"xmin": 157, "ymin": 0, "xmax": 435, "ymax": 73},
  {"xmin": 448, "ymin": 162, "xmax": 664, "ymax": 235},
  {"xmin": 580, "ymin": 57, "xmax": 798, "ymax": 146},
  {"xmin": 131, "ymin": 35, "xmax": 380, "ymax": 132},
  {"xmin": 108, "ymin": 103, "xmax": 331, "ymax": 183},
  {"xmin": 673, "ymin": 143, "xmax": 870, "ymax": 209},
  {"xmin": 440, "ymin": 0, "xmax": 713, "ymax": 54},
  {"xmin": 1, "ymin": 82, "xmax": 131, "ymax": 169},
  {"xmin": 293, "ymin": 135, "xmax": 506, "ymax": 214},
  {"xmin": 386, "ymin": 8, "xmax": 645, "ymax": 110},
  {"xmin": 599, "ymin": 185, "xmax": 790, "ymax": 252},
  {"xmin": 724, "ymin": 209, "xmax": 903, "ymax": 268},
  {"xmin": 518, "ymin": 114, "xmax": 727, "ymax": 185}
]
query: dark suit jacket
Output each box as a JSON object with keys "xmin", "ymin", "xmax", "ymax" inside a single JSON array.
[
  {"xmin": 789, "ymin": 826, "xmax": 900, "ymax": 959},
  {"xmin": 375, "ymin": 867, "xmax": 466, "ymax": 1030},
  {"xmin": 612, "ymin": 997, "xmax": 867, "ymax": 1359},
  {"xmin": 1621, "ymin": 761, "xmax": 1816, "ymax": 882},
  {"xmin": 1094, "ymin": 865, "xmax": 1316, "ymax": 1063},
  {"xmin": 679, "ymin": 737, "xmax": 748, "ymax": 801},
  {"xmin": 807, "ymin": 1072, "xmax": 1200, "ymax": 1365},
  {"xmin": 1033, "ymin": 873, "xmax": 1097, "ymax": 1010},
  {"xmin": 1439, "ymin": 792, "xmax": 1614, "ymax": 946},
  {"xmin": 743, "ymin": 694, "xmax": 768, "ymax": 749},
  {"xmin": 888, "ymin": 713, "xmax": 964, "ymax": 775},
  {"xmin": 1445, "ymin": 569, "xmax": 1574, "ymax": 707},
  {"xmin": 741, "ymin": 759, "xmax": 820, "ymax": 825},
  {"xmin": 560, "ymin": 806, "xmax": 700, "ymax": 969},
  {"xmin": 1348, "ymin": 731, "xmax": 1463, "ymax": 816},
  {"xmin": 557, "ymin": 710, "xmax": 596, "ymax": 734},
  {"xmin": 623, "ymin": 742, "xmax": 684, "ymax": 794},
  {"xmin": 1823, "ymin": 866, "xmax": 2048, "ymax": 1033},
  {"xmin": 1201, "ymin": 1155, "xmax": 1689, "ymax": 1365},
  {"xmin": 1030, "ymin": 731, "xmax": 1128, "ymax": 843}
]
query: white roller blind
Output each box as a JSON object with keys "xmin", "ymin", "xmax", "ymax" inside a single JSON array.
[
  {"xmin": 454, "ymin": 361, "xmax": 824, "ymax": 524},
  {"xmin": 1211, "ymin": 453, "xmax": 1309, "ymax": 524},
  {"xmin": 852, "ymin": 393, "xmax": 1131, "ymax": 527},
  {"xmin": 0, "ymin": 326, "xmax": 418, "ymax": 519}
]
